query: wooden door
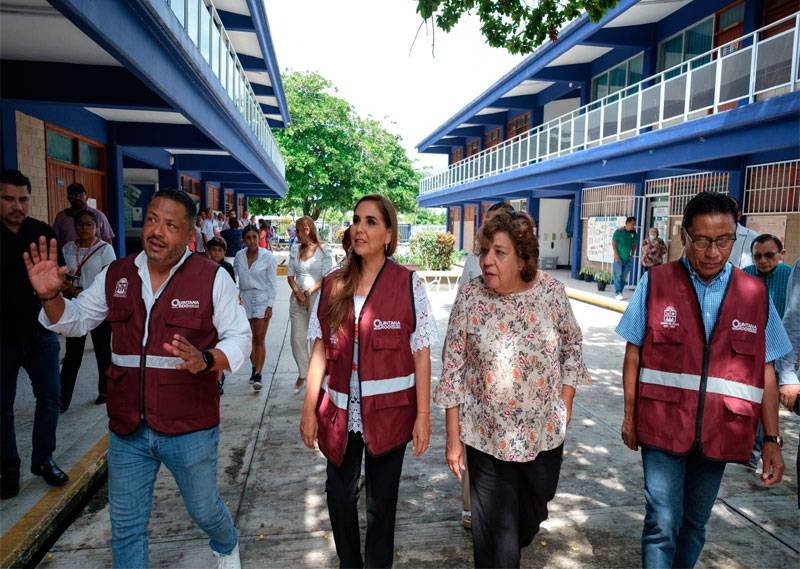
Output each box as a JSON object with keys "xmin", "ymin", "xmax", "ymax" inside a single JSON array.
[
  {"xmin": 208, "ymin": 184, "xmax": 220, "ymax": 211},
  {"xmin": 76, "ymin": 170, "xmax": 107, "ymax": 214},
  {"xmin": 46, "ymin": 163, "xmax": 75, "ymax": 224}
]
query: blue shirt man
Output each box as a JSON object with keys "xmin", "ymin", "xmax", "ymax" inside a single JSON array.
[
  {"xmin": 742, "ymin": 234, "xmax": 792, "ymax": 317},
  {"xmin": 615, "ymin": 192, "xmax": 791, "ymax": 569}
]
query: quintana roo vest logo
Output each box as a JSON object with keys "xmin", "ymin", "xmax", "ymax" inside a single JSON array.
[
  {"xmin": 661, "ymin": 305, "xmax": 679, "ymax": 329},
  {"xmin": 114, "ymin": 278, "xmax": 128, "ymax": 298}
]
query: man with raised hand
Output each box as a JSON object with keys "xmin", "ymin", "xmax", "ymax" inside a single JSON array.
[
  {"xmin": 616, "ymin": 192, "xmax": 791, "ymax": 568},
  {"xmin": 26, "ymin": 189, "xmax": 251, "ymax": 569}
]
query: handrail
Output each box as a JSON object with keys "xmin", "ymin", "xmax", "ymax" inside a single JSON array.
[
  {"xmin": 162, "ymin": 0, "xmax": 285, "ymax": 177},
  {"xmin": 420, "ymin": 12, "xmax": 800, "ymax": 196}
]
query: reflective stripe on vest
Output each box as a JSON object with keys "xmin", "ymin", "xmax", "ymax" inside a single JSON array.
[
  {"xmin": 112, "ymin": 353, "xmax": 184, "ymax": 370},
  {"xmin": 323, "ymin": 373, "xmax": 417, "ymax": 410},
  {"xmin": 640, "ymin": 368, "xmax": 763, "ymax": 404}
]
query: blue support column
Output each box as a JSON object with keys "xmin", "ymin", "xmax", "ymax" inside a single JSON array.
[
  {"xmin": 446, "ymin": 207, "xmax": 451, "ymax": 235},
  {"xmin": 475, "ymin": 202, "xmax": 483, "ymax": 230},
  {"xmin": 1, "ymin": 102, "xmax": 18, "ymax": 171},
  {"xmin": 742, "ymin": 0, "xmax": 760, "ymax": 34},
  {"xmin": 526, "ymin": 194, "xmax": 540, "ymax": 231},
  {"xmin": 458, "ymin": 204, "xmax": 465, "ymax": 251},
  {"xmin": 200, "ymin": 176, "xmax": 209, "ymax": 210},
  {"xmin": 631, "ymin": 181, "xmax": 646, "ymax": 286},
  {"xmin": 570, "ymin": 190, "xmax": 583, "ymax": 278},
  {"xmin": 729, "ymin": 163, "xmax": 747, "ymax": 220},
  {"xmin": 106, "ymin": 123, "xmax": 126, "ymax": 257},
  {"xmin": 158, "ymin": 163, "xmax": 180, "ymax": 191}
]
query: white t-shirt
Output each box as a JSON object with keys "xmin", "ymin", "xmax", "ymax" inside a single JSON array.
[
  {"xmin": 201, "ymin": 218, "xmax": 215, "ymax": 242},
  {"xmin": 63, "ymin": 240, "xmax": 116, "ymax": 290},
  {"xmin": 287, "ymin": 244, "xmax": 333, "ymax": 291}
]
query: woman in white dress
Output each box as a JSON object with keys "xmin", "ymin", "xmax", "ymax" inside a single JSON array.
[
  {"xmin": 59, "ymin": 209, "xmax": 116, "ymax": 411},
  {"xmin": 234, "ymin": 225, "xmax": 277, "ymax": 391},
  {"xmin": 288, "ymin": 216, "xmax": 332, "ymax": 394}
]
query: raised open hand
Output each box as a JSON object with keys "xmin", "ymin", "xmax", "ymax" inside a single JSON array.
[{"xmin": 23, "ymin": 236, "xmax": 66, "ymax": 298}]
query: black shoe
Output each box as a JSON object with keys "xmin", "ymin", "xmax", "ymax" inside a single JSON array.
[
  {"xmin": 30, "ymin": 458, "xmax": 69, "ymax": 487},
  {"xmin": 249, "ymin": 369, "xmax": 256, "ymax": 384},
  {"xmin": 253, "ymin": 373, "xmax": 263, "ymax": 391},
  {"xmin": 1, "ymin": 477, "xmax": 19, "ymax": 499},
  {"xmin": 59, "ymin": 403, "xmax": 69, "ymax": 414},
  {"xmin": 218, "ymin": 383, "xmax": 224, "ymax": 396},
  {"xmin": 95, "ymin": 394, "xmax": 107, "ymax": 405}
]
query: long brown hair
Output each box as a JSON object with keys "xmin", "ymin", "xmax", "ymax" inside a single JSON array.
[
  {"xmin": 296, "ymin": 216, "xmax": 323, "ymax": 255},
  {"xmin": 324, "ymin": 195, "xmax": 398, "ymax": 332}
]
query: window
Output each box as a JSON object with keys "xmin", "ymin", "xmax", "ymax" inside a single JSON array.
[
  {"xmin": 591, "ymin": 53, "xmax": 644, "ymax": 102},
  {"xmin": 506, "ymin": 113, "xmax": 531, "ymax": 139},
  {"xmin": 450, "ymin": 147, "xmax": 463, "ymax": 164},
  {"xmin": 46, "ymin": 127, "xmax": 105, "ymax": 171},
  {"xmin": 79, "ymin": 141, "xmax": 103, "ymax": 170},
  {"xmin": 484, "ymin": 127, "xmax": 502, "ymax": 149},
  {"xmin": 658, "ymin": 17, "xmax": 714, "ymax": 77},
  {"xmin": 466, "ymin": 138, "xmax": 480, "ymax": 157},
  {"xmin": 46, "ymin": 131, "xmax": 74, "ymax": 163}
]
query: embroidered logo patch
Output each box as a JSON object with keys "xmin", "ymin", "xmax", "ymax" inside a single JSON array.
[
  {"xmin": 373, "ymin": 319, "xmax": 401, "ymax": 331},
  {"xmin": 731, "ymin": 319, "xmax": 757, "ymax": 334},
  {"xmin": 113, "ymin": 278, "xmax": 128, "ymax": 298},
  {"xmin": 660, "ymin": 306, "xmax": 679, "ymax": 329},
  {"xmin": 171, "ymin": 298, "xmax": 200, "ymax": 309}
]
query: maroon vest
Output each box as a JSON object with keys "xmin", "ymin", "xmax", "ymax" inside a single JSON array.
[
  {"xmin": 638, "ymin": 261, "xmax": 768, "ymax": 461},
  {"xmin": 316, "ymin": 260, "xmax": 417, "ymax": 466},
  {"xmin": 104, "ymin": 253, "xmax": 221, "ymax": 435}
]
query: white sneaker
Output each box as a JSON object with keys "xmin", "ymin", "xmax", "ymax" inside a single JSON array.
[
  {"xmin": 214, "ymin": 542, "xmax": 241, "ymax": 569},
  {"xmin": 615, "ymin": 294, "xmax": 625, "ymax": 301}
]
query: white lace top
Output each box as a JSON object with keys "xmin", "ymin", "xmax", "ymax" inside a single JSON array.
[{"xmin": 308, "ymin": 272, "xmax": 437, "ymax": 433}]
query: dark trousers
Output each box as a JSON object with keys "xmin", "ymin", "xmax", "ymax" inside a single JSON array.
[
  {"xmin": 467, "ymin": 444, "xmax": 564, "ymax": 569},
  {"xmin": 60, "ymin": 320, "xmax": 112, "ymax": 408},
  {"xmin": 1, "ymin": 331, "xmax": 61, "ymax": 478},
  {"xmin": 326, "ymin": 431, "xmax": 407, "ymax": 569}
]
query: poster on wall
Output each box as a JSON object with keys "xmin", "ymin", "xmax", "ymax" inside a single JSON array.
[
  {"xmin": 746, "ymin": 215, "xmax": 787, "ymax": 245},
  {"xmin": 587, "ymin": 216, "xmax": 627, "ymax": 263}
]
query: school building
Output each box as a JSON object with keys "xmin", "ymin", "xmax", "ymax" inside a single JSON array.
[
  {"xmin": 416, "ymin": 0, "xmax": 800, "ymax": 281},
  {"xmin": 1, "ymin": 0, "xmax": 290, "ymax": 256}
]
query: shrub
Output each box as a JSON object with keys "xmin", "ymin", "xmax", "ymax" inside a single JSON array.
[
  {"xmin": 409, "ymin": 230, "xmax": 455, "ymax": 270},
  {"xmin": 594, "ymin": 269, "xmax": 612, "ymax": 283}
]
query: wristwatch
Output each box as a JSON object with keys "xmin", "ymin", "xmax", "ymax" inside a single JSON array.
[
  {"xmin": 200, "ymin": 350, "xmax": 215, "ymax": 374},
  {"xmin": 763, "ymin": 435, "xmax": 783, "ymax": 447}
]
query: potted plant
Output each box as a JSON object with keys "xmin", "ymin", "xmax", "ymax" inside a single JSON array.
[
  {"xmin": 577, "ymin": 267, "xmax": 592, "ymax": 281},
  {"xmin": 594, "ymin": 269, "xmax": 612, "ymax": 292}
]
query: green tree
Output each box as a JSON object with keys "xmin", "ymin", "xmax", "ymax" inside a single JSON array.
[
  {"xmin": 250, "ymin": 71, "xmax": 421, "ymax": 219},
  {"xmin": 416, "ymin": 0, "xmax": 621, "ymax": 55}
]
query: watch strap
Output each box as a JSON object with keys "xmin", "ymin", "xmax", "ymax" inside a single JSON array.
[
  {"xmin": 200, "ymin": 350, "xmax": 215, "ymax": 373},
  {"xmin": 763, "ymin": 435, "xmax": 782, "ymax": 447}
]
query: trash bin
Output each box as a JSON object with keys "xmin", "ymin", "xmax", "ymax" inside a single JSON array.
[{"xmin": 540, "ymin": 256, "xmax": 558, "ymax": 270}]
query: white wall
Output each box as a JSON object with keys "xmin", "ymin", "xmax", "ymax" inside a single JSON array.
[
  {"xmin": 538, "ymin": 198, "xmax": 572, "ymax": 266},
  {"xmin": 543, "ymin": 97, "xmax": 581, "ymax": 124}
]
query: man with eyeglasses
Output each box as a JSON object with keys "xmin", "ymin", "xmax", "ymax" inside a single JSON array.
[
  {"xmin": 615, "ymin": 192, "xmax": 791, "ymax": 568},
  {"xmin": 743, "ymin": 235, "xmax": 791, "ymax": 318},
  {"xmin": 52, "ymin": 182, "xmax": 114, "ymax": 246}
]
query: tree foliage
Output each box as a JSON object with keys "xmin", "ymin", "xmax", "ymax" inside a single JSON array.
[
  {"xmin": 250, "ymin": 71, "xmax": 421, "ymax": 219},
  {"xmin": 416, "ymin": 0, "xmax": 621, "ymax": 54}
]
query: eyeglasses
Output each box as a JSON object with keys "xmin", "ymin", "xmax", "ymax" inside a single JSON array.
[
  {"xmin": 753, "ymin": 251, "xmax": 780, "ymax": 261},
  {"xmin": 75, "ymin": 222, "xmax": 96, "ymax": 228},
  {"xmin": 682, "ymin": 228, "xmax": 735, "ymax": 251},
  {"xmin": 67, "ymin": 193, "xmax": 85, "ymax": 198}
]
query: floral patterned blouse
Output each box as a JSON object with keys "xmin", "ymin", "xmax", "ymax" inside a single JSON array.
[{"xmin": 433, "ymin": 273, "xmax": 590, "ymax": 463}]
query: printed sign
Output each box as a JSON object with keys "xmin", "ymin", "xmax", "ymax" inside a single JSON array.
[
  {"xmin": 587, "ymin": 216, "xmax": 627, "ymax": 263},
  {"xmin": 746, "ymin": 215, "xmax": 787, "ymax": 245}
]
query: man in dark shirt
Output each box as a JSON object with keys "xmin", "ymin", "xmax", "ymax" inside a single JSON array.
[
  {"xmin": 1, "ymin": 170, "xmax": 69, "ymax": 499},
  {"xmin": 220, "ymin": 212, "xmax": 243, "ymax": 263}
]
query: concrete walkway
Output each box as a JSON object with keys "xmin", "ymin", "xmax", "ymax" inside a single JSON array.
[{"xmin": 3, "ymin": 274, "xmax": 798, "ymax": 568}]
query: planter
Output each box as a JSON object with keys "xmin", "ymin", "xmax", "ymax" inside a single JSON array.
[
  {"xmin": 597, "ymin": 282, "xmax": 607, "ymax": 292},
  {"xmin": 576, "ymin": 274, "xmax": 585, "ymax": 281}
]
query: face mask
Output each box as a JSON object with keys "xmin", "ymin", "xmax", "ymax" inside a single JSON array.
[{"xmin": 649, "ymin": 234, "xmax": 658, "ymax": 240}]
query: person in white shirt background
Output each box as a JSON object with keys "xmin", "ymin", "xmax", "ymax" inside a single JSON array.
[
  {"xmin": 234, "ymin": 225, "xmax": 277, "ymax": 391},
  {"xmin": 729, "ymin": 197, "xmax": 758, "ymax": 268},
  {"xmin": 201, "ymin": 208, "xmax": 216, "ymax": 254},
  {"xmin": 287, "ymin": 216, "xmax": 332, "ymax": 394},
  {"xmin": 59, "ymin": 209, "xmax": 116, "ymax": 411}
]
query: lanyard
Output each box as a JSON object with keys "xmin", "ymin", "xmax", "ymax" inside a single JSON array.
[{"xmin": 74, "ymin": 238, "xmax": 102, "ymax": 276}]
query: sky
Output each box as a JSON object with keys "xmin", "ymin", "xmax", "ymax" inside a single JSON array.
[{"xmin": 265, "ymin": 0, "xmax": 526, "ymax": 174}]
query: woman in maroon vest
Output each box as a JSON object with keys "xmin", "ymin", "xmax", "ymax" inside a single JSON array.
[{"xmin": 300, "ymin": 195, "xmax": 437, "ymax": 568}]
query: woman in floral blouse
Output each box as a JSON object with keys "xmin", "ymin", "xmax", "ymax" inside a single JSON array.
[{"xmin": 434, "ymin": 210, "xmax": 589, "ymax": 568}]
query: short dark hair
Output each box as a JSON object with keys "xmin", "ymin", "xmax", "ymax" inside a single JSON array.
[
  {"xmin": 625, "ymin": 216, "xmax": 636, "ymax": 224},
  {"xmin": 751, "ymin": 234, "xmax": 783, "ymax": 252},
  {"xmin": 67, "ymin": 182, "xmax": 87, "ymax": 196},
  {"xmin": 207, "ymin": 236, "xmax": 227, "ymax": 250},
  {"xmin": 682, "ymin": 192, "xmax": 738, "ymax": 232},
  {"xmin": 151, "ymin": 189, "xmax": 196, "ymax": 226},
  {"xmin": 74, "ymin": 209, "xmax": 98, "ymax": 225},
  {"xmin": 1, "ymin": 169, "xmax": 31, "ymax": 193},
  {"xmin": 487, "ymin": 201, "xmax": 515, "ymax": 214}
]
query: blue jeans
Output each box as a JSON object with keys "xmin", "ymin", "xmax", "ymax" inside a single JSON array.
[
  {"xmin": 613, "ymin": 258, "xmax": 632, "ymax": 295},
  {"xmin": 641, "ymin": 446, "xmax": 726, "ymax": 569},
  {"xmin": 108, "ymin": 423, "xmax": 237, "ymax": 568},
  {"xmin": 1, "ymin": 331, "xmax": 61, "ymax": 477}
]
